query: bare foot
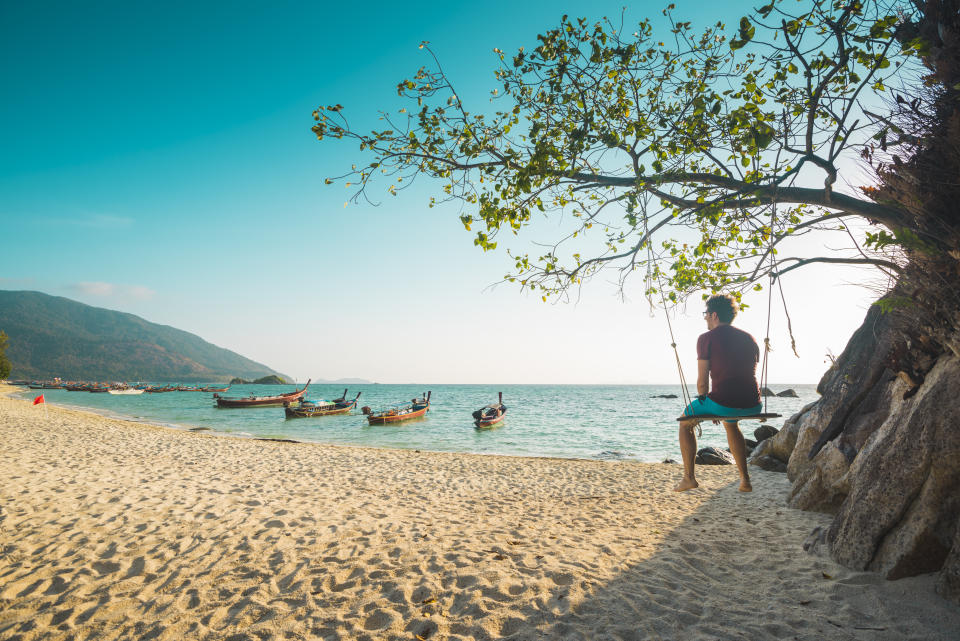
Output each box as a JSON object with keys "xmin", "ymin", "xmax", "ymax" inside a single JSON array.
[
  {"xmin": 739, "ymin": 479, "xmax": 753, "ymax": 492},
  {"xmin": 673, "ymin": 477, "xmax": 699, "ymax": 492}
]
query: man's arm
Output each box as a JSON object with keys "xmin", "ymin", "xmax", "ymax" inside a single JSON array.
[{"xmin": 697, "ymin": 359, "xmax": 710, "ymax": 399}]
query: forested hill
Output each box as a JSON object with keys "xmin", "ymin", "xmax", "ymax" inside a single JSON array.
[{"xmin": 0, "ymin": 290, "xmax": 285, "ymax": 381}]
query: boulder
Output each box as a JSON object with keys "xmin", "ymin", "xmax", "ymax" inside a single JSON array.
[
  {"xmin": 776, "ymin": 388, "xmax": 799, "ymax": 397},
  {"xmin": 827, "ymin": 354, "xmax": 960, "ymax": 584},
  {"xmin": 761, "ymin": 401, "xmax": 815, "ymax": 464},
  {"xmin": 753, "ymin": 424, "xmax": 778, "ymax": 442},
  {"xmin": 938, "ymin": 526, "xmax": 960, "ymax": 604},
  {"xmin": 804, "ymin": 305, "xmax": 910, "ymax": 464},
  {"xmin": 750, "ymin": 455, "xmax": 787, "ymax": 473},
  {"xmin": 695, "ymin": 447, "xmax": 734, "ymax": 465},
  {"xmin": 803, "ymin": 526, "xmax": 830, "ymax": 556},
  {"xmin": 652, "ymin": 394, "xmax": 678, "ymax": 399},
  {"xmin": 786, "ymin": 404, "xmax": 832, "ymax": 481},
  {"xmin": 749, "ymin": 438, "xmax": 774, "ymax": 461},
  {"xmin": 760, "ymin": 386, "xmax": 775, "ymax": 396},
  {"xmin": 787, "ymin": 441, "xmax": 851, "ymax": 513},
  {"xmin": 786, "ymin": 304, "xmax": 909, "ymax": 482}
]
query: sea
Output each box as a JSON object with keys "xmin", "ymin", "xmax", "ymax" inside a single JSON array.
[{"xmin": 15, "ymin": 384, "xmax": 818, "ymax": 462}]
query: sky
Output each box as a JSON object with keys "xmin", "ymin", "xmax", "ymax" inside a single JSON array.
[{"xmin": 1, "ymin": 0, "xmax": 890, "ymax": 384}]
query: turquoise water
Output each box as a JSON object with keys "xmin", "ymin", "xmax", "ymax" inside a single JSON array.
[{"xmin": 16, "ymin": 384, "xmax": 817, "ymax": 462}]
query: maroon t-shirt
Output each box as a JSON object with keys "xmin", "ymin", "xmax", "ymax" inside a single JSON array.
[{"xmin": 696, "ymin": 324, "xmax": 760, "ymax": 408}]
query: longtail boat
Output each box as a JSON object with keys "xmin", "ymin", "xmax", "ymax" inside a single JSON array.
[
  {"xmin": 364, "ymin": 391, "xmax": 431, "ymax": 425},
  {"xmin": 284, "ymin": 389, "xmax": 361, "ymax": 418},
  {"xmin": 473, "ymin": 392, "xmax": 507, "ymax": 429},
  {"xmin": 213, "ymin": 380, "xmax": 311, "ymax": 408},
  {"xmin": 108, "ymin": 388, "xmax": 144, "ymax": 395},
  {"xmin": 145, "ymin": 385, "xmax": 176, "ymax": 393}
]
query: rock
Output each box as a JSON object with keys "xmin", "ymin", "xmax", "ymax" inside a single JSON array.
[
  {"xmin": 761, "ymin": 386, "xmax": 775, "ymax": 396},
  {"xmin": 803, "ymin": 526, "xmax": 830, "ymax": 556},
  {"xmin": 801, "ymin": 304, "xmax": 909, "ymax": 468},
  {"xmin": 661, "ymin": 458, "xmax": 677, "ymax": 464},
  {"xmin": 788, "ymin": 441, "xmax": 851, "ymax": 513},
  {"xmin": 938, "ymin": 526, "xmax": 960, "ymax": 604},
  {"xmin": 787, "ymin": 306, "xmax": 905, "ymax": 481},
  {"xmin": 652, "ymin": 394, "xmax": 678, "ymax": 398},
  {"xmin": 695, "ymin": 447, "xmax": 734, "ymax": 465},
  {"xmin": 749, "ymin": 438, "xmax": 774, "ymax": 461},
  {"xmin": 744, "ymin": 438, "xmax": 758, "ymax": 449},
  {"xmin": 753, "ymin": 424, "xmax": 779, "ymax": 442},
  {"xmin": 827, "ymin": 354, "xmax": 960, "ymax": 581},
  {"xmin": 764, "ymin": 401, "xmax": 815, "ymax": 464},
  {"xmin": 776, "ymin": 388, "xmax": 799, "ymax": 397},
  {"xmin": 750, "ymin": 455, "xmax": 787, "ymax": 473}
]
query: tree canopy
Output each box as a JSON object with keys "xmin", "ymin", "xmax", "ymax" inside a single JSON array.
[{"xmin": 312, "ymin": 0, "xmax": 927, "ymax": 303}]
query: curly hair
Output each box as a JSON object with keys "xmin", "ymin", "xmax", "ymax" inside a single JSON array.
[{"xmin": 705, "ymin": 294, "xmax": 738, "ymax": 323}]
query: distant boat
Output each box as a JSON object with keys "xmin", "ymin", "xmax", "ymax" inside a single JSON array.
[
  {"xmin": 145, "ymin": 385, "xmax": 176, "ymax": 393},
  {"xmin": 364, "ymin": 391, "xmax": 431, "ymax": 425},
  {"xmin": 473, "ymin": 392, "xmax": 507, "ymax": 429},
  {"xmin": 213, "ymin": 380, "xmax": 311, "ymax": 408},
  {"xmin": 109, "ymin": 388, "xmax": 144, "ymax": 395},
  {"xmin": 284, "ymin": 389, "xmax": 361, "ymax": 418}
]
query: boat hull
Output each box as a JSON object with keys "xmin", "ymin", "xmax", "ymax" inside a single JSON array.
[
  {"xmin": 214, "ymin": 381, "xmax": 310, "ymax": 408},
  {"xmin": 108, "ymin": 389, "xmax": 144, "ymax": 395},
  {"xmin": 366, "ymin": 406, "xmax": 429, "ymax": 424},
  {"xmin": 475, "ymin": 413, "xmax": 505, "ymax": 428},
  {"xmin": 285, "ymin": 402, "xmax": 356, "ymax": 418},
  {"xmin": 216, "ymin": 391, "xmax": 306, "ymax": 408}
]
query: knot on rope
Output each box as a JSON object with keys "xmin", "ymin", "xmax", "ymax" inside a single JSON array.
[{"xmin": 670, "ymin": 343, "xmax": 677, "ymax": 348}]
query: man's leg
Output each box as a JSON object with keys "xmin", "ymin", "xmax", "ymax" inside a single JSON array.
[
  {"xmin": 723, "ymin": 421, "xmax": 752, "ymax": 492},
  {"xmin": 674, "ymin": 419, "xmax": 699, "ymax": 491}
]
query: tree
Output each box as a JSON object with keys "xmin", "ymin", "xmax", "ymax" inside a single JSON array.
[
  {"xmin": 312, "ymin": 0, "xmax": 930, "ymax": 305},
  {"xmin": 0, "ymin": 331, "xmax": 11, "ymax": 380}
]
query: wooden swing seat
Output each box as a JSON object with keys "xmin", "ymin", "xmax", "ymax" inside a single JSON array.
[{"xmin": 675, "ymin": 413, "xmax": 781, "ymax": 422}]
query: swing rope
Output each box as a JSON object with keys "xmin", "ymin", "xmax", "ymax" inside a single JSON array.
[
  {"xmin": 759, "ymin": 196, "xmax": 778, "ymax": 416},
  {"xmin": 643, "ymin": 184, "xmax": 786, "ymax": 424},
  {"xmin": 644, "ymin": 206, "xmax": 693, "ymax": 412}
]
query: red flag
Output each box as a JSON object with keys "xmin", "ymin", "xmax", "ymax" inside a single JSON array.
[{"xmin": 33, "ymin": 394, "xmax": 45, "ymax": 405}]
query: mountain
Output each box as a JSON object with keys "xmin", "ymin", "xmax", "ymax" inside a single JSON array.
[{"xmin": 0, "ymin": 290, "xmax": 285, "ymax": 382}]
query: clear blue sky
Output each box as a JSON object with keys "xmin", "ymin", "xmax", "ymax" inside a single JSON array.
[{"xmin": 1, "ymin": 0, "xmax": 882, "ymax": 384}]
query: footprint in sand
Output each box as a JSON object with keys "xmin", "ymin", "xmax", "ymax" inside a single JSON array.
[
  {"xmin": 551, "ymin": 572, "xmax": 575, "ymax": 586},
  {"xmin": 92, "ymin": 560, "xmax": 122, "ymax": 575},
  {"xmin": 126, "ymin": 556, "xmax": 146, "ymax": 578},
  {"xmin": 43, "ymin": 575, "xmax": 70, "ymax": 595}
]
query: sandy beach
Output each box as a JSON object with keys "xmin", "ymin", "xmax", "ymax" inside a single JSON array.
[{"xmin": 1, "ymin": 386, "xmax": 958, "ymax": 641}]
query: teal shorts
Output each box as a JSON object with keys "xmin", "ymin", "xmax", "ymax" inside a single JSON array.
[{"xmin": 682, "ymin": 397, "xmax": 763, "ymax": 423}]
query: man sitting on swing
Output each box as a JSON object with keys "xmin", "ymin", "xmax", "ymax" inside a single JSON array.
[{"xmin": 674, "ymin": 293, "xmax": 762, "ymax": 493}]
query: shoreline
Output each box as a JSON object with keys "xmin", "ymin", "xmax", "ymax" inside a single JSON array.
[
  {"xmin": 2, "ymin": 385, "xmax": 958, "ymax": 640},
  {"xmin": 4, "ymin": 384, "xmax": 821, "ymax": 464},
  {"xmin": 5, "ymin": 385, "xmax": 643, "ymax": 464}
]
